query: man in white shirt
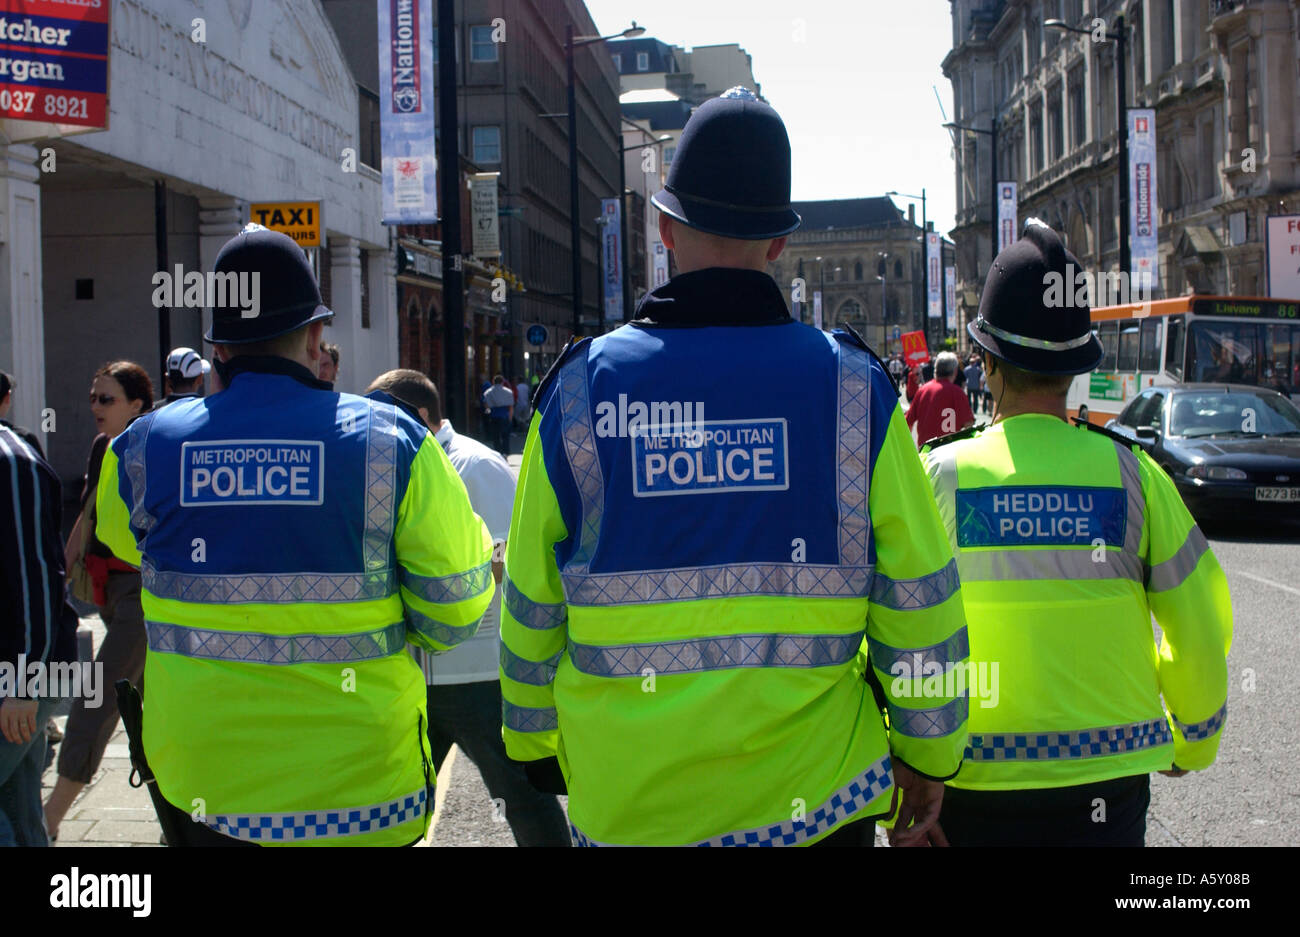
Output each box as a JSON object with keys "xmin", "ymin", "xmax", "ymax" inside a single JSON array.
[
  {"xmin": 480, "ymin": 375, "xmax": 516, "ymax": 457},
  {"xmin": 366, "ymin": 369, "xmax": 569, "ymax": 847}
]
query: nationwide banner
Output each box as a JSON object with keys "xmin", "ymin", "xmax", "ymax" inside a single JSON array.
[
  {"xmin": 1128, "ymin": 109, "xmax": 1160, "ymax": 289},
  {"xmin": 0, "ymin": 0, "xmax": 110, "ymax": 131},
  {"xmin": 998, "ymin": 182, "xmax": 1018, "ymax": 251},
  {"xmin": 469, "ymin": 173, "xmax": 500, "ymax": 259},
  {"xmin": 378, "ymin": 0, "xmax": 437, "ymax": 224},
  {"xmin": 926, "ymin": 232, "xmax": 942, "ymax": 319},
  {"xmin": 945, "ymin": 266, "xmax": 957, "ymax": 331},
  {"xmin": 600, "ymin": 198, "xmax": 623, "ymax": 323}
]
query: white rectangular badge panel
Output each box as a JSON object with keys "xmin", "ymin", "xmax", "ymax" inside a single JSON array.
[
  {"xmin": 180, "ymin": 440, "xmax": 325, "ymax": 507},
  {"xmin": 632, "ymin": 419, "xmax": 789, "ymax": 498}
]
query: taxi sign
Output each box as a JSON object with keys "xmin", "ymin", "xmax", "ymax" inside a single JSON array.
[{"xmin": 248, "ymin": 201, "xmax": 323, "ymax": 248}]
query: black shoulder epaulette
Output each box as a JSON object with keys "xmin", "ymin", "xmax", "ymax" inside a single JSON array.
[
  {"xmin": 533, "ymin": 336, "xmax": 592, "ymax": 410},
  {"xmin": 922, "ymin": 424, "xmax": 981, "ymax": 451},
  {"xmin": 1071, "ymin": 416, "xmax": 1136, "ymax": 447},
  {"xmin": 833, "ymin": 324, "xmax": 899, "ymax": 398}
]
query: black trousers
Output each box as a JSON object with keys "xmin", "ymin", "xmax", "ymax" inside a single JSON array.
[{"xmin": 940, "ymin": 774, "xmax": 1151, "ymax": 846}]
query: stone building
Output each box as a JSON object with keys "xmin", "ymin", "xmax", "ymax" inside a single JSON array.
[{"xmin": 943, "ymin": 0, "xmax": 1300, "ymax": 337}]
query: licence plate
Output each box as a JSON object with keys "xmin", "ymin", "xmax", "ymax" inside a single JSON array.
[{"xmin": 1255, "ymin": 487, "xmax": 1300, "ymax": 502}]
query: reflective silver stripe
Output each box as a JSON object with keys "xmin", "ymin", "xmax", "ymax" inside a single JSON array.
[
  {"xmin": 205, "ymin": 788, "xmax": 426, "ymax": 842},
  {"xmin": 926, "ymin": 447, "xmax": 961, "ymax": 557},
  {"xmin": 1147, "ymin": 527, "xmax": 1209, "ymax": 592},
  {"xmin": 837, "ymin": 343, "xmax": 872, "ymax": 568},
  {"xmin": 564, "ymin": 563, "xmax": 873, "ymax": 605},
  {"xmin": 146, "ymin": 619, "xmax": 406, "ymax": 664},
  {"xmin": 569, "ymin": 631, "xmax": 861, "ymax": 678},
  {"xmin": 500, "ymin": 644, "xmax": 563, "ymax": 685},
  {"xmin": 557, "ymin": 351, "xmax": 603, "ymax": 575},
  {"xmin": 556, "ymin": 340, "xmax": 875, "ymax": 605},
  {"xmin": 974, "ymin": 314, "xmax": 1096, "ymax": 351},
  {"xmin": 400, "ymin": 562, "xmax": 492, "ymax": 604},
  {"xmin": 1172, "ymin": 701, "xmax": 1227, "ymax": 741},
  {"xmin": 1114, "ymin": 441, "xmax": 1146, "ymax": 558},
  {"xmin": 571, "ymin": 754, "xmax": 894, "ymax": 847},
  {"xmin": 870, "ymin": 558, "xmax": 960, "ymax": 610},
  {"xmin": 503, "ymin": 576, "xmax": 567, "ymax": 630},
  {"xmin": 966, "ymin": 717, "xmax": 1172, "ymax": 761},
  {"xmin": 958, "ymin": 547, "xmax": 1144, "ymax": 584},
  {"xmin": 502, "ymin": 700, "xmax": 558, "ymax": 733},
  {"xmin": 889, "ymin": 694, "xmax": 969, "ymax": 738},
  {"xmin": 123, "ymin": 414, "xmax": 158, "ymax": 540},
  {"xmin": 142, "ymin": 559, "xmax": 395, "ymax": 604},
  {"xmin": 867, "ymin": 627, "xmax": 969, "ymax": 675},
  {"xmin": 363, "ymin": 402, "xmax": 400, "ymax": 575},
  {"xmin": 404, "ymin": 605, "xmax": 482, "ymax": 649}
]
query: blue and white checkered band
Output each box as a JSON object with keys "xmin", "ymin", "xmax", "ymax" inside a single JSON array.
[
  {"xmin": 965, "ymin": 718, "xmax": 1173, "ymax": 761},
  {"xmin": 570, "ymin": 755, "xmax": 893, "ymax": 847},
  {"xmin": 973, "ymin": 314, "xmax": 1095, "ymax": 351},
  {"xmin": 1172, "ymin": 702, "xmax": 1227, "ymax": 742},
  {"xmin": 204, "ymin": 789, "xmax": 427, "ymax": 842}
]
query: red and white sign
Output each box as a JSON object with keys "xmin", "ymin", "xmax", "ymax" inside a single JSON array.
[
  {"xmin": 901, "ymin": 330, "xmax": 930, "ymax": 366},
  {"xmin": 1265, "ymin": 215, "xmax": 1300, "ymax": 300},
  {"xmin": 0, "ymin": 0, "xmax": 110, "ymax": 131}
]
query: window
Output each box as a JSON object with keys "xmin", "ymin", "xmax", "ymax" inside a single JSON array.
[
  {"xmin": 1189, "ymin": 321, "xmax": 1260, "ymax": 384},
  {"xmin": 1124, "ymin": 390, "xmax": 1163, "ymax": 428},
  {"xmin": 1048, "ymin": 88, "xmax": 1064, "ymax": 163},
  {"xmin": 1117, "ymin": 320, "xmax": 1140, "ymax": 371},
  {"xmin": 637, "ymin": 52, "xmax": 649, "ymax": 72},
  {"xmin": 611, "ymin": 53, "xmax": 621, "ymax": 71},
  {"xmin": 1031, "ymin": 111, "xmax": 1045, "ymax": 174},
  {"xmin": 663, "ymin": 145, "xmax": 676, "ymax": 167},
  {"xmin": 1098, "ymin": 320, "xmax": 1119, "ymax": 371},
  {"xmin": 877, "ymin": 258, "xmax": 886, "ymax": 277},
  {"xmin": 1068, "ymin": 65, "xmax": 1086, "ymax": 148},
  {"xmin": 855, "ymin": 261, "xmax": 864, "ymax": 281},
  {"xmin": 895, "ymin": 260, "xmax": 903, "ymax": 279},
  {"xmin": 470, "ymin": 26, "xmax": 497, "ymax": 62},
  {"xmin": 472, "ymin": 125, "xmax": 501, "ymax": 164},
  {"xmin": 1139, "ymin": 317, "xmax": 1162, "ymax": 372},
  {"xmin": 1166, "ymin": 315, "xmax": 1185, "ymax": 379}
]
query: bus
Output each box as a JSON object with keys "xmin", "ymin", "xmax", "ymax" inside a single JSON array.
[{"xmin": 1069, "ymin": 295, "xmax": 1300, "ymax": 424}]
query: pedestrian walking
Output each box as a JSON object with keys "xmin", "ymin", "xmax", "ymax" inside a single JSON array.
[
  {"xmin": 921, "ymin": 221, "xmax": 1232, "ymax": 846},
  {"xmin": 499, "ymin": 88, "xmax": 967, "ymax": 847},
  {"xmin": 366, "ymin": 369, "xmax": 570, "ymax": 847},
  {"xmin": 45, "ymin": 361, "xmax": 153, "ymax": 840},
  {"xmin": 0, "ymin": 370, "xmax": 44, "ymax": 458},
  {"xmin": 93, "ymin": 227, "xmax": 494, "ymax": 845},
  {"xmin": 905, "ymin": 351, "xmax": 975, "ymax": 449},
  {"xmin": 1, "ymin": 423, "xmax": 79, "ymax": 847},
  {"xmin": 480, "ymin": 375, "xmax": 514, "ymax": 457},
  {"xmin": 154, "ymin": 347, "xmax": 210, "ymax": 410},
  {"xmin": 963, "ymin": 358, "xmax": 982, "ymax": 415}
]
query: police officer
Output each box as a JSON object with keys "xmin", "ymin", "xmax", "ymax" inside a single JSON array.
[
  {"xmin": 500, "ymin": 89, "xmax": 968, "ymax": 847},
  {"xmin": 922, "ymin": 220, "xmax": 1233, "ymax": 846},
  {"xmin": 95, "ymin": 226, "xmax": 494, "ymax": 845}
]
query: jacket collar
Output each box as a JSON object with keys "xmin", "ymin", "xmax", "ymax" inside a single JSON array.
[
  {"xmin": 631, "ymin": 268, "xmax": 792, "ymax": 328},
  {"xmin": 220, "ymin": 355, "xmax": 332, "ymax": 390}
]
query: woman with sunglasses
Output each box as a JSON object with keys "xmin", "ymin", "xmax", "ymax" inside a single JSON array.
[{"xmin": 45, "ymin": 361, "xmax": 153, "ymax": 840}]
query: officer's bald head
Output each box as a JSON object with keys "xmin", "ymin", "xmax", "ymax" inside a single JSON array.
[{"xmin": 659, "ymin": 216, "xmax": 786, "ymax": 275}]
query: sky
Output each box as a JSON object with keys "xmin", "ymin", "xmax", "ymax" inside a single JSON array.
[{"xmin": 589, "ymin": 0, "xmax": 961, "ymax": 237}]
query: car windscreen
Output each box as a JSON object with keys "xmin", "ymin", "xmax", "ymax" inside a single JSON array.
[{"xmin": 1168, "ymin": 391, "xmax": 1300, "ymax": 438}]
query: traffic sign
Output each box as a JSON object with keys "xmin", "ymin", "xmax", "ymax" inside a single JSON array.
[{"xmin": 527, "ymin": 324, "xmax": 548, "ymax": 346}]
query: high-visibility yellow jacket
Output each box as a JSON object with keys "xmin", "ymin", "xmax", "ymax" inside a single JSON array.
[
  {"xmin": 500, "ymin": 278, "xmax": 968, "ymax": 846},
  {"xmin": 96, "ymin": 359, "xmax": 493, "ymax": 845},
  {"xmin": 922, "ymin": 414, "xmax": 1232, "ymax": 790}
]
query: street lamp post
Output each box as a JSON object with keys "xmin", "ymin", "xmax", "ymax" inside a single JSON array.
[
  {"xmin": 1047, "ymin": 15, "xmax": 1128, "ymax": 277},
  {"xmin": 565, "ymin": 21, "xmax": 645, "ymax": 339},
  {"xmin": 616, "ymin": 128, "xmax": 671, "ymax": 332},
  {"xmin": 877, "ymin": 250, "xmax": 889, "ymax": 351},
  {"xmin": 887, "ymin": 189, "xmax": 933, "ymax": 347}
]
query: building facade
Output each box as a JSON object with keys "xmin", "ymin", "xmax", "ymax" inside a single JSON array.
[
  {"xmin": 943, "ymin": 0, "xmax": 1300, "ymax": 340},
  {"xmin": 771, "ymin": 197, "xmax": 952, "ymax": 354},
  {"xmin": 1, "ymin": 0, "xmax": 395, "ymax": 490}
]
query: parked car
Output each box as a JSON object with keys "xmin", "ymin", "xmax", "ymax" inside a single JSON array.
[{"xmin": 1106, "ymin": 383, "xmax": 1300, "ymax": 521}]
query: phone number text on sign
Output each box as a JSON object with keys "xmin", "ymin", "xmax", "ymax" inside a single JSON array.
[{"xmin": 0, "ymin": 88, "xmax": 94, "ymax": 121}]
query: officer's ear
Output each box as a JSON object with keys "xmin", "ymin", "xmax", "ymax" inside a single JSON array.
[
  {"xmin": 306, "ymin": 321, "xmax": 326, "ymax": 361},
  {"xmin": 659, "ymin": 213, "xmax": 676, "ymax": 250},
  {"xmin": 766, "ymin": 237, "xmax": 787, "ymax": 262}
]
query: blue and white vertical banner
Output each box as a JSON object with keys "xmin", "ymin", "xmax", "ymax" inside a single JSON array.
[
  {"xmin": 997, "ymin": 182, "xmax": 1018, "ymax": 251},
  {"xmin": 1128, "ymin": 109, "xmax": 1160, "ymax": 290},
  {"xmin": 601, "ymin": 198, "xmax": 624, "ymax": 323},
  {"xmin": 945, "ymin": 266, "xmax": 957, "ymax": 331},
  {"xmin": 652, "ymin": 241, "xmax": 669, "ymax": 287},
  {"xmin": 379, "ymin": 0, "xmax": 437, "ymax": 225},
  {"xmin": 926, "ymin": 232, "xmax": 942, "ymax": 319}
]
